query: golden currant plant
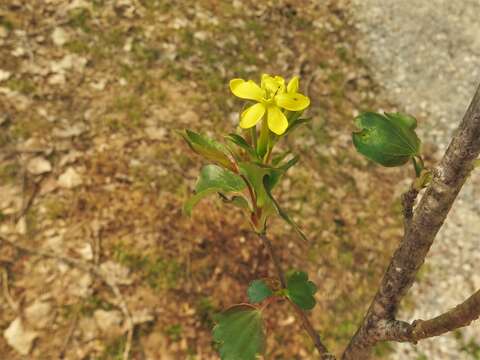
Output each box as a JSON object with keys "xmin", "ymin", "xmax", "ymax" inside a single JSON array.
[{"xmin": 183, "ymin": 72, "xmax": 480, "ymax": 360}]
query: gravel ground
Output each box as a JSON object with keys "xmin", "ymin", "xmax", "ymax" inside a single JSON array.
[{"xmin": 349, "ymin": 1, "xmax": 480, "ymax": 359}]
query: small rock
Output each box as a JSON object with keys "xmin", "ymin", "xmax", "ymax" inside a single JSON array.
[
  {"xmin": 58, "ymin": 167, "xmax": 83, "ymax": 189},
  {"xmin": 145, "ymin": 126, "xmax": 166, "ymax": 141},
  {"xmin": 132, "ymin": 309, "xmax": 155, "ymax": 325},
  {"xmin": 15, "ymin": 217, "xmax": 27, "ymax": 235},
  {"xmin": 93, "ymin": 309, "xmax": 123, "ymax": 334},
  {"xmin": 17, "ymin": 138, "xmax": 52, "ymax": 154},
  {"xmin": 123, "ymin": 37, "xmax": 133, "ymax": 52},
  {"xmin": 48, "ymin": 73, "xmax": 66, "ymax": 85},
  {"xmin": 51, "ymin": 27, "xmax": 69, "ymax": 46},
  {"xmin": 3, "ymin": 318, "xmax": 38, "ymax": 355},
  {"xmin": 90, "ymin": 79, "xmax": 107, "ymax": 90},
  {"xmin": 53, "ymin": 122, "xmax": 87, "ymax": 138},
  {"xmin": 26, "ymin": 157, "xmax": 52, "ymax": 175},
  {"xmin": 100, "ymin": 261, "xmax": 133, "ymax": 285},
  {"xmin": 59, "ymin": 150, "xmax": 82, "ymax": 167},
  {"xmin": 78, "ymin": 317, "xmax": 98, "ymax": 342},
  {"xmin": 0, "ymin": 26, "xmax": 8, "ymax": 38},
  {"xmin": 0, "ymin": 69, "xmax": 11, "ymax": 82},
  {"xmin": 77, "ymin": 243, "xmax": 93, "ymax": 261},
  {"xmin": 0, "ymin": 185, "xmax": 22, "ymax": 215},
  {"xmin": 25, "ymin": 301, "xmax": 54, "ymax": 329},
  {"xmin": 12, "ymin": 47, "xmax": 25, "ymax": 57},
  {"xmin": 179, "ymin": 110, "xmax": 199, "ymax": 123}
]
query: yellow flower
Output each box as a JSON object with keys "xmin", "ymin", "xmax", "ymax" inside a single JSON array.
[{"xmin": 229, "ymin": 74, "xmax": 310, "ymax": 135}]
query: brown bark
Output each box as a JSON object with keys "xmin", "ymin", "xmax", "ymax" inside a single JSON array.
[
  {"xmin": 410, "ymin": 289, "xmax": 480, "ymax": 341},
  {"xmin": 342, "ymin": 83, "xmax": 480, "ymax": 359}
]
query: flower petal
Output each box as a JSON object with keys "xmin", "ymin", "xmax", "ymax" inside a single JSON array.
[
  {"xmin": 230, "ymin": 79, "xmax": 264, "ymax": 101},
  {"xmin": 240, "ymin": 103, "xmax": 266, "ymax": 129},
  {"xmin": 267, "ymin": 106, "xmax": 288, "ymax": 135},
  {"xmin": 287, "ymin": 76, "xmax": 299, "ymax": 93},
  {"xmin": 261, "ymin": 74, "xmax": 285, "ymax": 97},
  {"xmin": 275, "ymin": 92, "xmax": 310, "ymax": 111}
]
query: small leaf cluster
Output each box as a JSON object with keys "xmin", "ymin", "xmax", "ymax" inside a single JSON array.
[{"xmin": 213, "ymin": 271, "xmax": 318, "ymax": 360}]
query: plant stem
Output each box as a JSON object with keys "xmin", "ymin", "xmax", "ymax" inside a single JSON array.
[{"xmin": 257, "ymin": 232, "xmax": 335, "ymax": 359}]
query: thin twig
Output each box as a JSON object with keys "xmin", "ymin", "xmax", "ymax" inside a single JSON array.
[
  {"xmin": 1, "ymin": 267, "xmax": 19, "ymax": 312},
  {"xmin": 59, "ymin": 308, "xmax": 80, "ymax": 359},
  {"xmin": 0, "ymin": 236, "xmax": 134, "ymax": 360},
  {"xmin": 410, "ymin": 288, "xmax": 480, "ymax": 341},
  {"xmin": 257, "ymin": 233, "xmax": 335, "ymax": 359}
]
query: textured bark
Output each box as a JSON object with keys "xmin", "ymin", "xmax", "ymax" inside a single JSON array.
[
  {"xmin": 342, "ymin": 83, "xmax": 480, "ymax": 360},
  {"xmin": 410, "ymin": 289, "xmax": 480, "ymax": 341}
]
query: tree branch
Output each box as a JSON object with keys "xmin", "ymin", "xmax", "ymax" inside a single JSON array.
[
  {"xmin": 410, "ymin": 288, "xmax": 480, "ymax": 341},
  {"xmin": 342, "ymin": 83, "xmax": 480, "ymax": 359},
  {"xmin": 257, "ymin": 233, "xmax": 335, "ymax": 359}
]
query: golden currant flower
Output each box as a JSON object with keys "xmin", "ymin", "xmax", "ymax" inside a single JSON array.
[{"xmin": 229, "ymin": 74, "xmax": 310, "ymax": 135}]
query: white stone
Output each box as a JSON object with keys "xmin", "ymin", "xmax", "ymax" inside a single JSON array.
[
  {"xmin": 53, "ymin": 122, "xmax": 87, "ymax": 138},
  {"xmin": 26, "ymin": 157, "xmax": 52, "ymax": 175},
  {"xmin": 25, "ymin": 301, "xmax": 53, "ymax": 329},
  {"xmin": 99, "ymin": 261, "xmax": 133, "ymax": 285},
  {"xmin": 58, "ymin": 167, "xmax": 82, "ymax": 189},
  {"xmin": 93, "ymin": 309, "xmax": 123, "ymax": 333},
  {"xmin": 15, "ymin": 217, "xmax": 27, "ymax": 235},
  {"xmin": 90, "ymin": 79, "xmax": 107, "ymax": 90},
  {"xmin": 145, "ymin": 126, "xmax": 166, "ymax": 141},
  {"xmin": 48, "ymin": 73, "xmax": 66, "ymax": 85},
  {"xmin": 77, "ymin": 243, "xmax": 93, "ymax": 261},
  {"xmin": 0, "ymin": 69, "xmax": 11, "ymax": 82},
  {"xmin": 51, "ymin": 27, "xmax": 69, "ymax": 46},
  {"xmin": 0, "ymin": 26, "xmax": 8, "ymax": 38},
  {"xmin": 3, "ymin": 318, "xmax": 38, "ymax": 355}
]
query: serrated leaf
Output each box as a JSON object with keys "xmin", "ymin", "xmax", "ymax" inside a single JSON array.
[
  {"xmin": 352, "ymin": 112, "xmax": 421, "ymax": 167},
  {"xmin": 213, "ymin": 305, "xmax": 265, "ymax": 360},
  {"xmin": 184, "ymin": 165, "xmax": 246, "ymax": 216},
  {"xmin": 183, "ymin": 130, "xmax": 234, "ymax": 170},
  {"xmin": 247, "ymin": 280, "xmax": 273, "ymax": 303},
  {"xmin": 286, "ymin": 271, "xmax": 317, "ymax": 310}
]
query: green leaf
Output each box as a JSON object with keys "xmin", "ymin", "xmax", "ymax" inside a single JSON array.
[
  {"xmin": 271, "ymin": 151, "xmax": 291, "ymax": 167},
  {"xmin": 238, "ymin": 157, "xmax": 298, "ymax": 208},
  {"xmin": 264, "ymin": 183, "xmax": 308, "ymax": 243},
  {"xmin": 352, "ymin": 112, "xmax": 421, "ymax": 167},
  {"xmin": 238, "ymin": 163, "xmax": 276, "ymax": 208},
  {"xmin": 183, "ymin": 130, "xmax": 234, "ymax": 170},
  {"xmin": 225, "ymin": 133, "xmax": 260, "ymax": 161},
  {"xmin": 247, "ymin": 280, "xmax": 273, "ymax": 303},
  {"xmin": 238, "ymin": 159, "xmax": 305, "ymax": 238},
  {"xmin": 184, "ymin": 165, "xmax": 246, "ymax": 216},
  {"xmin": 221, "ymin": 195, "xmax": 253, "ymax": 212},
  {"xmin": 286, "ymin": 271, "xmax": 317, "ymax": 310},
  {"xmin": 213, "ymin": 305, "xmax": 265, "ymax": 360},
  {"xmin": 285, "ymin": 117, "xmax": 311, "ymax": 135}
]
